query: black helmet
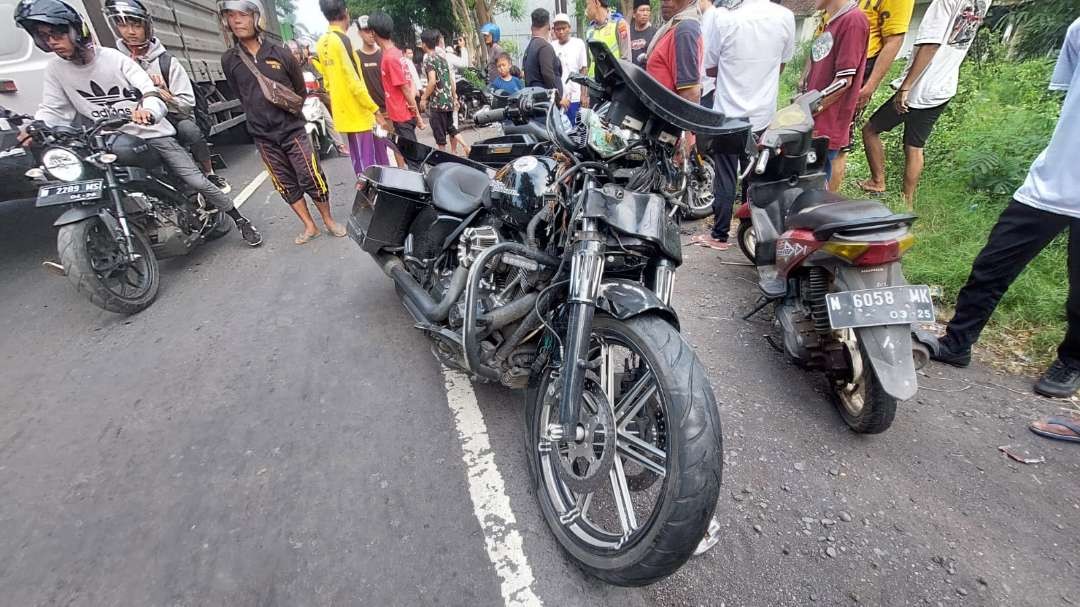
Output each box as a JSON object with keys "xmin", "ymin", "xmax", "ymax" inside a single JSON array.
[
  {"xmin": 105, "ymin": 0, "xmax": 153, "ymax": 50},
  {"xmin": 14, "ymin": 0, "xmax": 94, "ymax": 55}
]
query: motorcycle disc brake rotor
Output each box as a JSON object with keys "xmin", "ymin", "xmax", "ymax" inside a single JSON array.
[{"xmin": 553, "ymin": 381, "xmax": 617, "ymax": 494}]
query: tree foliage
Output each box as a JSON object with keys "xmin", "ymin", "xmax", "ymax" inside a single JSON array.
[
  {"xmin": 345, "ymin": 0, "xmax": 456, "ymax": 48},
  {"xmin": 1004, "ymin": 0, "xmax": 1078, "ymax": 59}
]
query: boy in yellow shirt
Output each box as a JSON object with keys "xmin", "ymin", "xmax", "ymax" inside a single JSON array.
[{"xmin": 316, "ymin": 0, "xmax": 383, "ymax": 176}]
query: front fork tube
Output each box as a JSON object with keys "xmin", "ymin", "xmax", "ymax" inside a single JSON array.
[
  {"xmin": 555, "ymin": 219, "xmax": 606, "ymax": 437},
  {"xmin": 104, "ymin": 166, "xmax": 137, "ymax": 261}
]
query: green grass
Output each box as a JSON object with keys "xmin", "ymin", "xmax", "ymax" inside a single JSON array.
[{"xmin": 779, "ymin": 42, "xmax": 1065, "ymax": 370}]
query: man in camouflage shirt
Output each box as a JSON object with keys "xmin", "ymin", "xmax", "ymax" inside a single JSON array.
[{"xmin": 419, "ymin": 29, "xmax": 468, "ymax": 154}]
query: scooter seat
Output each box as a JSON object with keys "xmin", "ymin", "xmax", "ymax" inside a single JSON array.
[
  {"xmin": 786, "ymin": 194, "xmax": 894, "ymax": 231},
  {"xmin": 426, "ymin": 163, "xmax": 489, "ymax": 216}
]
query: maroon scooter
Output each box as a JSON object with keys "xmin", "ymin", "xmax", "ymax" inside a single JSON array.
[{"xmin": 735, "ymin": 82, "xmax": 931, "ymax": 434}]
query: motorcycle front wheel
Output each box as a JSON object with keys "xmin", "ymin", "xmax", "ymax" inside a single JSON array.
[
  {"xmin": 57, "ymin": 218, "xmax": 159, "ymax": 314},
  {"xmin": 683, "ymin": 154, "xmax": 716, "ymax": 220},
  {"xmin": 526, "ymin": 314, "xmax": 723, "ymax": 586}
]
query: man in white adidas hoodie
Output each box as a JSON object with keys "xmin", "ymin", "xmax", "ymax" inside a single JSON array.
[{"xmin": 14, "ymin": 0, "xmax": 261, "ymax": 246}]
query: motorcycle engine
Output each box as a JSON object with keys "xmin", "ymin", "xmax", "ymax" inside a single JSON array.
[
  {"xmin": 144, "ymin": 197, "xmax": 201, "ymax": 258},
  {"xmin": 449, "ymin": 225, "xmax": 534, "ymax": 329}
]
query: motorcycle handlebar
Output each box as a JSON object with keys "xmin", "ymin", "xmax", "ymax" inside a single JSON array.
[{"xmin": 473, "ymin": 107, "xmax": 507, "ymax": 127}]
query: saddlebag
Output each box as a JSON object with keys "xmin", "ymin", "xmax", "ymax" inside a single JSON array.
[
  {"xmin": 348, "ymin": 166, "xmax": 429, "ymax": 254},
  {"xmin": 468, "ymin": 134, "xmax": 535, "ymax": 169}
]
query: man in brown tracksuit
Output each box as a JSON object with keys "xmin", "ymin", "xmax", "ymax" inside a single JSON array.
[{"xmin": 220, "ymin": 0, "xmax": 345, "ymax": 245}]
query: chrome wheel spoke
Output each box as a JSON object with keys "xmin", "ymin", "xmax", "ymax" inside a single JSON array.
[
  {"xmin": 617, "ymin": 430, "xmax": 667, "ymax": 478},
  {"xmin": 614, "ymin": 370, "xmax": 657, "ymax": 429},
  {"xmin": 609, "ymin": 457, "xmax": 638, "ymax": 534}
]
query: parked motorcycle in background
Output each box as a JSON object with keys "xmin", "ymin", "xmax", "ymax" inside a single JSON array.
[
  {"xmin": 738, "ymin": 81, "xmax": 931, "ymax": 433},
  {"xmin": 348, "ymin": 42, "xmax": 747, "ymax": 584},
  {"xmin": 302, "ymin": 71, "xmax": 338, "ymax": 159},
  {"xmin": 454, "ymin": 66, "xmax": 489, "ymax": 125}
]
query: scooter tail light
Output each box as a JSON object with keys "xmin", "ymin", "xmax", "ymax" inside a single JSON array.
[
  {"xmin": 896, "ymin": 233, "xmax": 915, "ymax": 255},
  {"xmin": 821, "ymin": 241, "xmax": 869, "ymax": 262}
]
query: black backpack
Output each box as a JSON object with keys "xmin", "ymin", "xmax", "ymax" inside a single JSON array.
[{"xmin": 159, "ymin": 52, "xmax": 214, "ymax": 138}]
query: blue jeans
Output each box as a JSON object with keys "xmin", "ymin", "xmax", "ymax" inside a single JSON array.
[
  {"xmin": 824, "ymin": 149, "xmax": 840, "ymax": 182},
  {"xmin": 566, "ymin": 102, "xmax": 581, "ymax": 125}
]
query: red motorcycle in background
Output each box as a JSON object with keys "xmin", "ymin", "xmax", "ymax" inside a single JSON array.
[{"xmin": 734, "ymin": 82, "xmax": 931, "ymax": 434}]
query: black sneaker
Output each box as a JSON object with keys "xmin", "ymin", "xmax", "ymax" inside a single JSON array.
[
  {"xmin": 208, "ymin": 174, "xmax": 232, "ymax": 194},
  {"xmin": 1034, "ymin": 359, "xmax": 1080, "ymax": 398},
  {"xmin": 914, "ymin": 331, "xmax": 972, "ymax": 368},
  {"xmin": 235, "ymin": 218, "xmax": 262, "ymax": 247}
]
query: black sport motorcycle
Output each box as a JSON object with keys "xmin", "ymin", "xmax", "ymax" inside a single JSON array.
[
  {"xmin": 17, "ymin": 105, "xmax": 230, "ymax": 314},
  {"xmin": 349, "ymin": 42, "xmax": 749, "ymax": 585}
]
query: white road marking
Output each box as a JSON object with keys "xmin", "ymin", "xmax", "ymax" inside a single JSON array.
[
  {"xmin": 233, "ymin": 170, "xmax": 269, "ymax": 209},
  {"xmin": 441, "ymin": 368, "xmax": 542, "ymax": 607}
]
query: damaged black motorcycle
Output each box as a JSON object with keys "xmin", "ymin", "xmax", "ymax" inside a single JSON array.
[{"xmin": 347, "ymin": 42, "xmax": 749, "ymax": 585}]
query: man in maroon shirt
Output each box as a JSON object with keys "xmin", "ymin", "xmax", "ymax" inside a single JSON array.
[
  {"xmin": 645, "ymin": 0, "xmax": 702, "ymax": 102},
  {"xmin": 369, "ymin": 12, "xmax": 424, "ymax": 153},
  {"xmin": 802, "ymin": 0, "xmax": 868, "ymax": 190}
]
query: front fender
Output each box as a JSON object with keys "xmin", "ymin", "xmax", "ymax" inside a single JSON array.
[
  {"xmin": 835, "ymin": 263, "xmax": 917, "ymax": 401},
  {"xmin": 595, "ymin": 279, "xmax": 679, "ymax": 329},
  {"xmin": 54, "ymin": 205, "xmax": 106, "ymax": 228}
]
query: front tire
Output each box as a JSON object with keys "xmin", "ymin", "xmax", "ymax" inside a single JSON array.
[
  {"xmin": 736, "ymin": 220, "xmax": 756, "ymax": 264},
  {"xmin": 683, "ymin": 154, "xmax": 716, "ymax": 220},
  {"xmin": 831, "ymin": 333, "xmax": 897, "ymax": 434},
  {"xmin": 57, "ymin": 218, "xmax": 159, "ymax": 314},
  {"xmin": 526, "ymin": 314, "xmax": 724, "ymax": 586}
]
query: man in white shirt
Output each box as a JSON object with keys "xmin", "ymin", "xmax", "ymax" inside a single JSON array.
[
  {"xmin": 697, "ymin": 0, "xmax": 715, "ymax": 107},
  {"xmin": 861, "ymin": 0, "xmax": 990, "ymax": 208},
  {"xmin": 691, "ymin": 0, "xmax": 795, "ymax": 250},
  {"xmin": 551, "ymin": 13, "xmax": 588, "ymax": 125}
]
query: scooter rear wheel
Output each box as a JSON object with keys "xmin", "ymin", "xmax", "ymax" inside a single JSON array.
[
  {"xmin": 831, "ymin": 332, "xmax": 897, "ymax": 434},
  {"xmin": 736, "ymin": 220, "xmax": 756, "ymax": 264}
]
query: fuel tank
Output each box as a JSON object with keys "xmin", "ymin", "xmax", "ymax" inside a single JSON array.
[{"xmin": 488, "ymin": 155, "xmax": 556, "ymax": 230}]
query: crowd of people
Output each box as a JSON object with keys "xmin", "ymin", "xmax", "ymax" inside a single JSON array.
[{"xmin": 12, "ymin": 0, "xmax": 1080, "ymax": 437}]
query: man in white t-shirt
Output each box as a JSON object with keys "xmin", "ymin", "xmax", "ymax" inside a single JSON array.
[
  {"xmin": 921, "ymin": 18, "xmax": 1080, "ymax": 409},
  {"xmin": 552, "ymin": 13, "xmax": 588, "ymax": 125},
  {"xmin": 862, "ymin": 0, "xmax": 990, "ymax": 208},
  {"xmin": 690, "ymin": 0, "xmax": 795, "ymax": 251}
]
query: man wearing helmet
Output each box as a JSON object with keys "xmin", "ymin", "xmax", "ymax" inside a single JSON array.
[
  {"xmin": 106, "ymin": 0, "xmax": 232, "ymax": 194},
  {"xmin": 14, "ymin": 0, "xmax": 263, "ymax": 246},
  {"xmin": 220, "ymin": 0, "xmax": 347, "ymax": 245},
  {"xmin": 479, "ymin": 23, "xmax": 503, "ymax": 84}
]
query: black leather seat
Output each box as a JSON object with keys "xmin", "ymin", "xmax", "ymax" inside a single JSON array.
[
  {"xmin": 426, "ymin": 163, "xmax": 489, "ymax": 215},
  {"xmin": 786, "ymin": 190, "xmax": 894, "ymax": 230}
]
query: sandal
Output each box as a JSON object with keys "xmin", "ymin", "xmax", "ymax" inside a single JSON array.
[
  {"xmin": 690, "ymin": 234, "xmax": 731, "ymax": 251},
  {"xmin": 326, "ymin": 223, "xmax": 347, "ymax": 238},
  {"xmin": 1029, "ymin": 414, "xmax": 1080, "ymax": 443},
  {"xmin": 295, "ymin": 231, "xmax": 321, "ymax": 245},
  {"xmin": 858, "ymin": 179, "xmax": 886, "ymax": 194}
]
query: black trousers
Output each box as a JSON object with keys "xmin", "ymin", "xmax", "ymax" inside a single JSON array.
[
  {"xmin": 945, "ymin": 199, "xmax": 1080, "ymax": 366},
  {"xmin": 710, "ymin": 151, "xmax": 740, "ymax": 241}
]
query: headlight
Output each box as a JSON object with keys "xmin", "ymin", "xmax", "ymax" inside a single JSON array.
[{"xmin": 42, "ymin": 148, "xmax": 84, "ymax": 182}]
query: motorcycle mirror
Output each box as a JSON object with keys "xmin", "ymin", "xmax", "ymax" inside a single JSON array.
[{"xmin": 123, "ymin": 88, "xmax": 144, "ymax": 102}]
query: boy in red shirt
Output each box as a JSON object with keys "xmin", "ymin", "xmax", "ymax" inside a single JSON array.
[
  {"xmin": 369, "ymin": 12, "xmax": 424, "ymax": 150},
  {"xmin": 802, "ymin": 0, "xmax": 868, "ymax": 189}
]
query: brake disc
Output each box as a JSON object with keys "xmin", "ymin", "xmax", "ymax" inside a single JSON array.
[{"xmin": 552, "ymin": 380, "xmax": 617, "ymax": 494}]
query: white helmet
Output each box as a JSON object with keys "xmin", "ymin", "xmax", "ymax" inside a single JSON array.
[{"xmin": 218, "ymin": 0, "xmax": 266, "ymax": 34}]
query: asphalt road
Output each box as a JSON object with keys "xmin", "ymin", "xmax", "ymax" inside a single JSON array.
[{"xmin": 0, "ymin": 133, "xmax": 1077, "ymax": 607}]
